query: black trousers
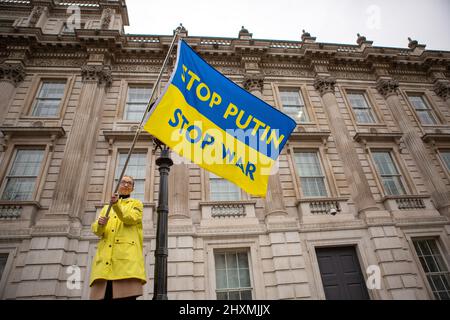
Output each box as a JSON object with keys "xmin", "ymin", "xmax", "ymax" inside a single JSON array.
[{"xmin": 103, "ymin": 280, "xmax": 138, "ymax": 300}]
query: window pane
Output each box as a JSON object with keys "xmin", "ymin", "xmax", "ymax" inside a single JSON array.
[
  {"xmin": 125, "ymin": 87, "xmax": 152, "ymax": 120},
  {"xmin": 237, "ymin": 252, "xmax": 249, "ymax": 268},
  {"xmin": 227, "ymin": 268, "xmax": 239, "ymax": 288},
  {"xmin": 240, "ymin": 290, "xmax": 252, "ymax": 300},
  {"xmin": 32, "ymin": 82, "xmax": 65, "ymax": 117},
  {"xmin": 228, "ymin": 291, "xmax": 240, "ymax": 300},
  {"xmin": 239, "ymin": 268, "xmax": 251, "ymax": 287},
  {"xmin": 216, "ymin": 292, "xmax": 228, "ymax": 300},
  {"xmin": 280, "ymin": 89, "xmax": 309, "ymax": 123},
  {"xmin": 115, "ymin": 153, "xmax": 147, "ymax": 202},
  {"xmin": 215, "ymin": 269, "xmax": 228, "ymax": 289}
]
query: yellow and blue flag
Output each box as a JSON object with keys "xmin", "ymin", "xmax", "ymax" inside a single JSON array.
[{"xmin": 143, "ymin": 40, "xmax": 296, "ymax": 197}]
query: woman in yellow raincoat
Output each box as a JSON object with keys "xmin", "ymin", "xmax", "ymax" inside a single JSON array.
[{"xmin": 89, "ymin": 175, "xmax": 146, "ymax": 300}]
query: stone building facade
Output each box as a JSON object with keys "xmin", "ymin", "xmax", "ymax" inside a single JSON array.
[{"xmin": 0, "ymin": 0, "xmax": 449, "ymax": 300}]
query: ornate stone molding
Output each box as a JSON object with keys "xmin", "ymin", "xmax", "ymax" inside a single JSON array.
[
  {"xmin": 434, "ymin": 80, "xmax": 450, "ymax": 101},
  {"xmin": 242, "ymin": 74, "xmax": 264, "ymax": 93},
  {"xmin": 28, "ymin": 6, "xmax": 46, "ymax": 27},
  {"xmin": 81, "ymin": 65, "xmax": 112, "ymax": 86},
  {"xmin": 376, "ymin": 78, "xmax": 399, "ymax": 98},
  {"xmin": 313, "ymin": 76, "xmax": 336, "ymax": 96},
  {"xmin": 100, "ymin": 8, "xmax": 113, "ymax": 29},
  {"xmin": 0, "ymin": 63, "xmax": 26, "ymax": 86}
]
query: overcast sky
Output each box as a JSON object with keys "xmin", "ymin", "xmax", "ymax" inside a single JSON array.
[{"xmin": 124, "ymin": 0, "xmax": 450, "ymax": 51}]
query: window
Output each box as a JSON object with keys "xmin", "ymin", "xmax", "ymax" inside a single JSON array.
[
  {"xmin": 209, "ymin": 173, "xmax": 241, "ymax": 201},
  {"xmin": 1, "ymin": 149, "xmax": 44, "ymax": 201},
  {"xmin": 372, "ymin": 151, "xmax": 406, "ymax": 196},
  {"xmin": 215, "ymin": 251, "xmax": 252, "ymax": 300},
  {"xmin": 114, "ymin": 152, "xmax": 147, "ymax": 202},
  {"xmin": 408, "ymin": 95, "xmax": 438, "ymax": 125},
  {"xmin": 294, "ymin": 151, "xmax": 328, "ymax": 197},
  {"xmin": 412, "ymin": 239, "xmax": 450, "ymax": 300},
  {"xmin": 31, "ymin": 81, "xmax": 66, "ymax": 117},
  {"xmin": 440, "ymin": 151, "xmax": 450, "ymax": 172},
  {"xmin": 0, "ymin": 254, "xmax": 8, "ymax": 281},
  {"xmin": 347, "ymin": 91, "xmax": 376, "ymax": 124},
  {"xmin": 279, "ymin": 88, "xmax": 309, "ymax": 123},
  {"xmin": 124, "ymin": 86, "xmax": 152, "ymax": 121}
]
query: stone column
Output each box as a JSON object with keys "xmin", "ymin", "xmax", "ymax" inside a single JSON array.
[
  {"xmin": 168, "ymin": 159, "xmax": 190, "ymax": 219},
  {"xmin": 243, "ymin": 75, "xmax": 286, "ymax": 216},
  {"xmin": 314, "ymin": 76, "xmax": 378, "ymax": 214},
  {"xmin": 49, "ymin": 64, "xmax": 112, "ymax": 219},
  {"xmin": 0, "ymin": 63, "xmax": 25, "ymax": 125},
  {"xmin": 376, "ymin": 78, "xmax": 450, "ymax": 216}
]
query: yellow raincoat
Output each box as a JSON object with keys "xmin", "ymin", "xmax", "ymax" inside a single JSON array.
[{"xmin": 89, "ymin": 197, "xmax": 146, "ymax": 286}]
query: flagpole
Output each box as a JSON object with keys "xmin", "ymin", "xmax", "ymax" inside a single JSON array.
[{"xmin": 104, "ymin": 25, "xmax": 182, "ymax": 218}]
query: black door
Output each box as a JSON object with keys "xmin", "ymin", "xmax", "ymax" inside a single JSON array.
[{"xmin": 316, "ymin": 246, "xmax": 370, "ymax": 300}]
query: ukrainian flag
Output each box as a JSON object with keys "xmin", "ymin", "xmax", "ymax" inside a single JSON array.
[{"xmin": 143, "ymin": 40, "xmax": 296, "ymax": 197}]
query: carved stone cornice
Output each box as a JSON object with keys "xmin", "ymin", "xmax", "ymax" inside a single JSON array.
[
  {"xmin": 100, "ymin": 8, "xmax": 113, "ymax": 30},
  {"xmin": 376, "ymin": 78, "xmax": 399, "ymax": 98},
  {"xmin": 81, "ymin": 64, "xmax": 112, "ymax": 86},
  {"xmin": 433, "ymin": 80, "xmax": 450, "ymax": 101},
  {"xmin": 243, "ymin": 74, "xmax": 264, "ymax": 93},
  {"xmin": 313, "ymin": 76, "xmax": 336, "ymax": 96},
  {"xmin": 28, "ymin": 5, "xmax": 46, "ymax": 27},
  {"xmin": 0, "ymin": 63, "xmax": 26, "ymax": 86}
]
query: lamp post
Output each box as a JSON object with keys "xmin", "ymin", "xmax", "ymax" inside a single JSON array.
[{"xmin": 152, "ymin": 139, "xmax": 173, "ymax": 300}]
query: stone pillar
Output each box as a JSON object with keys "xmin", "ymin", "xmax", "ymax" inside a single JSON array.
[
  {"xmin": 0, "ymin": 63, "xmax": 26, "ymax": 125},
  {"xmin": 376, "ymin": 78, "xmax": 450, "ymax": 216},
  {"xmin": 243, "ymin": 75, "xmax": 286, "ymax": 216},
  {"xmin": 168, "ymin": 160, "xmax": 190, "ymax": 219},
  {"xmin": 48, "ymin": 64, "xmax": 111, "ymax": 220},
  {"xmin": 313, "ymin": 76, "xmax": 378, "ymax": 214}
]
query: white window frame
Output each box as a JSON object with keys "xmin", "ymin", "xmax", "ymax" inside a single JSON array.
[
  {"xmin": 278, "ymin": 87, "xmax": 311, "ymax": 123},
  {"xmin": 214, "ymin": 249, "xmax": 253, "ymax": 300},
  {"xmin": 0, "ymin": 146, "xmax": 49, "ymax": 202},
  {"xmin": 346, "ymin": 90, "xmax": 377, "ymax": 124},
  {"xmin": 411, "ymin": 237, "xmax": 450, "ymax": 300},
  {"xmin": 30, "ymin": 80, "xmax": 67, "ymax": 117},
  {"xmin": 370, "ymin": 149, "xmax": 408, "ymax": 196},
  {"xmin": 205, "ymin": 239, "xmax": 264, "ymax": 299},
  {"xmin": 208, "ymin": 172, "xmax": 242, "ymax": 201},
  {"xmin": 406, "ymin": 93, "xmax": 440, "ymax": 125},
  {"xmin": 123, "ymin": 85, "xmax": 153, "ymax": 121},
  {"xmin": 293, "ymin": 149, "xmax": 330, "ymax": 198}
]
